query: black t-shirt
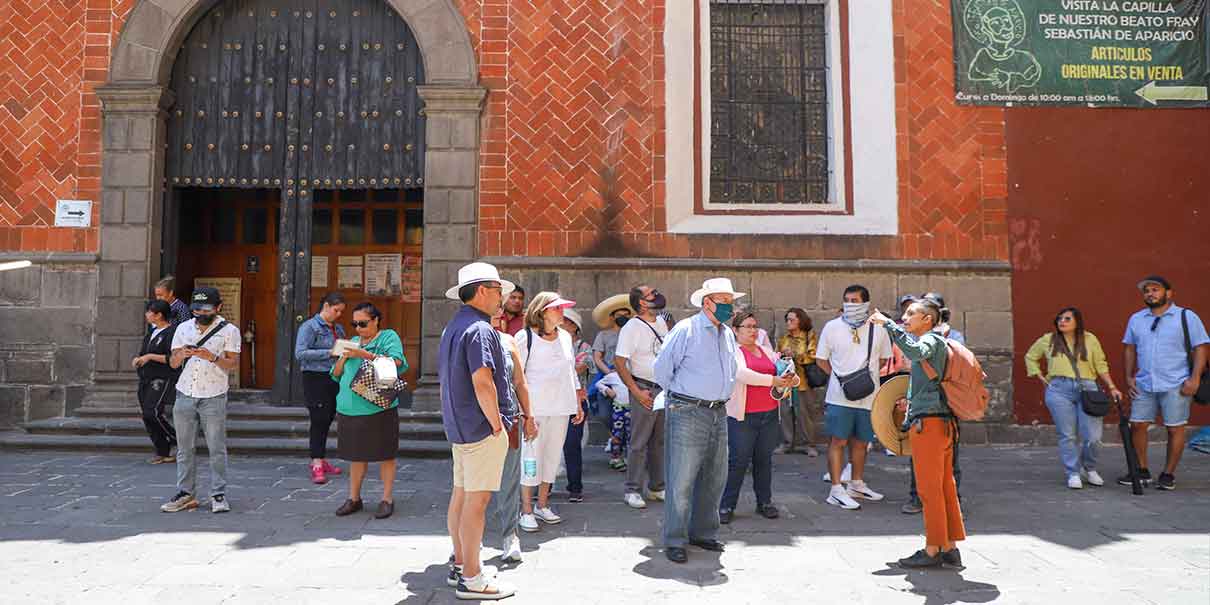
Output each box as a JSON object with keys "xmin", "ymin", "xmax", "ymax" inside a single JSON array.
[{"xmin": 139, "ymin": 324, "xmax": 179, "ymax": 381}]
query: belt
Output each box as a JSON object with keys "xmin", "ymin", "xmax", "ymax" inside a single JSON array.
[
  {"xmin": 668, "ymin": 391, "xmax": 728, "ymax": 409},
  {"xmin": 634, "ymin": 377, "xmax": 660, "ymax": 390}
]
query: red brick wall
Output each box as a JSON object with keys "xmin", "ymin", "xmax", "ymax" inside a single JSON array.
[{"xmin": 1, "ymin": 0, "xmax": 1008, "ymax": 262}]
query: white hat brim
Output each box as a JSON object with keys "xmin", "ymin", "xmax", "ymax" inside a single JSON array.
[
  {"xmin": 445, "ymin": 278, "xmax": 516, "ymax": 301},
  {"xmin": 690, "ymin": 289, "xmax": 747, "ymax": 308}
]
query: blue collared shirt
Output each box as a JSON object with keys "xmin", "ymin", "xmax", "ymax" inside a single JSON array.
[
  {"xmin": 294, "ymin": 313, "xmax": 346, "ymax": 373},
  {"xmin": 1123, "ymin": 304, "xmax": 1208, "ymax": 392},
  {"xmin": 654, "ymin": 312, "xmax": 738, "ymax": 402}
]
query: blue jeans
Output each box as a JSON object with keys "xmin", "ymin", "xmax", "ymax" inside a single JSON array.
[
  {"xmin": 720, "ymin": 410, "xmax": 780, "ymax": 511},
  {"xmin": 488, "ymin": 440, "xmax": 520, "ymax": 543},
  {"xmin": 662, "ymin": 399, "xmax": 729, "ymax": 548},
  {"xmin": 1044, "ymin": 377, "xmax": 1103, "ymax": 475},
  {"xmin": 563, "ymin": 400, "xmax": 588, "ymax": 494},
  {"xmin": 173, "ymin": 393, "xmax": 228, "ymax": 498}
]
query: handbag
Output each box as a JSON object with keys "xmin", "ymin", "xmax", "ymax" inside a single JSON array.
[
  {"xmin": 1062, "ymin": 349, "xmax": 1111, "ymax": 417},
  {"xmin": 351, "ymin": 356, "xmax": 408, "ymax": 409},
  {"xmin": 835, "ymin": 325, "xmax": 877, "ymax": 401},
  {"xmin": 805, "ymin": 363, "xmax": 829, "ymax": 388},
  {"xmin": 1181, "ymin": 309, "xmax": 1210, "ymax": 405}
]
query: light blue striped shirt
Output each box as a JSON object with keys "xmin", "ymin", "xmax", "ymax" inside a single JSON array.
[{"xmin": 654, "ymin": 312, "xmax": 738, "ymax": 402}]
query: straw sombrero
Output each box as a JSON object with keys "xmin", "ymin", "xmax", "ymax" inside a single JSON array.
[
  {"xmin": 592, "ymin": 294, "xmax": 634, "ymax": 329},
  {"xmin": 871, "ymin": 375, "xmax": 911, "ymax": 456}
]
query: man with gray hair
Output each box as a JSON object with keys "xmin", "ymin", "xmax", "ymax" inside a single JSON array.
[{"xmin": 654, "ymin": 278, "xmax": 742, "ymax": 564}]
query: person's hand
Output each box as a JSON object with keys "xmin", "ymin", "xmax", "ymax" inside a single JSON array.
[
  {"xmin": 1180, "ymin": 376, "xmax": 1200, "ymax": 398},
  {"xmin": 131, "ymin": 356, "xmax": 144, "ymax": 369},
  {"xmin": 523, "ymin": 416, "xmax": 539, "ymax": 440},
  {"xmin": 636, "ymin": 389, "xmax": 654, "ymax": 410},
  {"xmin": 573, "ymin": 406, "xmax": 586, "ymax": 425},
  {"xmin": 603, "ymin": 387, "xmax": 616, "ymax": 399},
  {"xmin": 1126, "ymin": 376, "xmax": 1140, "ymax": 399},
  {"xmin": 1109, "ymin": 386, "xmax": 1123, "ymax": 403},
  {"xmin": 1038, "ymin": 375, "xmax": 1050, "ymax": 387},
  {"xmin": 780, "ymin": 348, "xmax": 794, "ymax": 358},
  {"xmin": 771, "ymin": 375, "xmax": 793, "ymax": 389},
  {"xmin": 491, "ymin": 421, "xmax": 504, "ymax": 435},
  {"xmin": 895, "ymin": 397, "xmax": 908, "ymax": 413},
  {"xmin": 346, "ymin": 348, "xmax": 374, "ymax": 360},
  {"xmin": 868, "ymin": 310, "xmax": 892, "ymax": 326}
]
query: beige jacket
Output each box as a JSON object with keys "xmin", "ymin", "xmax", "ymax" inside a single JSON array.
[{"xmin": 727, "ymin": 344, "xmax": 784, "ymax": 421}]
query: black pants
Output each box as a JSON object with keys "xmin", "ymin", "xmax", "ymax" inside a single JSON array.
[
  {"xmin": 563, "ymin": 400, "xmax": 588, "ymax": 494},
  {"xmin": 720, "ymin": 409, "xmax": 780, "ymax": 510},
  {"xmin": 303, "ymin": 371, "xmax": 340, "ymax": 459},
  {"xmin": 137, "ymin": 377, "xmax": 177, "ymax": 457}
]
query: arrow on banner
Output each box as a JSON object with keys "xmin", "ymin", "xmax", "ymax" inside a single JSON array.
[{"xmin": 1134, "ymin": 81, "xmax": 1209, "ymax": 105}]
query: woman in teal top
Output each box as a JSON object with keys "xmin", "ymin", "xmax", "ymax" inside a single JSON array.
[{"xmin": 331, "ymin": 302, "xmax": 408, "ymax": 520}]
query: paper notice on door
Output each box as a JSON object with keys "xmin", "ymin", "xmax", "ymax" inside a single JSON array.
[
  {"xmin": 365, "ymin": 253, "xmax": 402, "ymax": 297},
  {"xmin": 401, "ymin": 256, "xmax": 421, "ymax": 303},
  {"xmin": 338, "ymin": 255, "xmax": 362, "ymax": 266},
  {"xmin": 338, "ymin": 265, "xmax": 363, "ymax": 290},
  {"xmin": 311, "ymin": 256, "xmax": 329, "ymax": 288}
]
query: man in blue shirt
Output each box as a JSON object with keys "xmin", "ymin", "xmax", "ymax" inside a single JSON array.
[
  {"xmin": 438, "ymin": 262, "xmax": 518, "ymax": 600},
  {"xmin": 1119, "ymin": 276, "xmax": 1208, "ymax": 491},
  {"xmin": 654, "ymin": 278, "xmax": 741, "ymax": 564}
]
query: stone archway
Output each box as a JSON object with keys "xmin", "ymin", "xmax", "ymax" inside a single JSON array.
[{"xmin": 94, "ymin": 0, "xmax": 483, "ymax": 393}]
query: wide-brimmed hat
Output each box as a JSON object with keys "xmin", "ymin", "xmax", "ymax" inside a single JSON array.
[
  {"xmin": 563, "ymin": 308, "xmax": 584, "ymax": 331},
  {"xmin": 690, "ymin": 277, "xmax": 746, "ymax": 308},
  {"xmin": 592, "ymin": 294, "xmax": 634, "ymax": 329},
  {"xmin": 445, "ymin": 262, "xmax": 516, "ymax": 301},
  {"xmin": 871, "ymin": 375, "xmax": 911, "ymax": 456}
]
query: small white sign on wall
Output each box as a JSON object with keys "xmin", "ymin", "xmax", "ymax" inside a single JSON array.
[{"xmin": 54, "ymin": 200, "xmax": 92, "ymax": 228}]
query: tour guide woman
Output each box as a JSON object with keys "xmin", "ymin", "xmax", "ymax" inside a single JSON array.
[
  {"xmin": 869, "ymin": 299, "xmax": 966, "ymax": 569},
  {"xmin": 331, "ymin": 302, "xmax": 407, "ymax": 519},
  {"xmin": 294, "ymin": 292, "xmax": 347, "ymax": 484}
]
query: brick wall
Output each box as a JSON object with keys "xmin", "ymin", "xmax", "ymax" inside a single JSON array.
[{"xmin": 1, "ymin": 0, "xmax": 1008, "ymax": 262}]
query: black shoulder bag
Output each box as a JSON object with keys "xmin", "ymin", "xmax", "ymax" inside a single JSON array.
[
  {"xmin": 1061, "ymin": 347, "xmax": 1110, "ymax": 417},
  {"xmin": 836, "ymin": 325, "xmax": 877, "ymax": 401},
  {"xmin": 1181, "ymin": 309, "xmax": 1210, "ymax": 405}
]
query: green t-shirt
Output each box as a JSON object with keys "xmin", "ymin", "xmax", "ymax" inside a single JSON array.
[{"xmin": 331, "ymin": 329, "xmax": 409, "ymax": 416}]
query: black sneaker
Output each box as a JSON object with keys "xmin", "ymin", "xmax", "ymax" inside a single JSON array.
[
  {"xmin": 568, "ymin": 492, "xmax": 584, "ymax": 503},
  {"xmin": 1117, "ymin": 467, "xmax": 1152, "ymax": 487},
  {"xmin": 941, "ymin": 548, "xmax": 964, "ymax": 570},
  {"xmin": 719, "ymin": 509, "xmax": 733, "ymax": 524},
  {"xmin": 1156, "ymin": 473, "xmax": 1175, "ymax": 490},
  {"xmin": 898, "ymin": 549, "xmax": 942, "ymax": 569},
  {"xmin": 900, "ymin": 497, "xmax": 923, "ymax": 515}
]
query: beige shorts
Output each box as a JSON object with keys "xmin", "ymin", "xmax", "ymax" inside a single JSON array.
[{"xmin": 451, "ymin": 430, "xmax": 509, "ymax": 492}]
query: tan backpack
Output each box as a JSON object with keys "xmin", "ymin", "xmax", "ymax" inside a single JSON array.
[{"xmin": 921, "ymin": 338, "xmax": 990, "ymax": 421}]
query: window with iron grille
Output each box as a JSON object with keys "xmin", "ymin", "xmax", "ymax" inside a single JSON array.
[{"xmin": 709, "ymin": 0, "xmax": 830, "ymax": 206}]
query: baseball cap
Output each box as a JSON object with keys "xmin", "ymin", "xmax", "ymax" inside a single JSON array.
[
  {"xmin": 897, "ymin": 294, "xmax": 918, "ymax": 307},
  {"xmin": 1136, "ymin": 275, "xmax": 1172, "ymax": 291},
  {"xmin": 190, "ymin": 286, "xmax": 222, "ymax": 311}
]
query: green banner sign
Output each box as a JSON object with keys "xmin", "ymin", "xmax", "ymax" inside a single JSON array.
[{"xmin": 952, "ymin": 0, "xmax": 1210, "ymax": 107}]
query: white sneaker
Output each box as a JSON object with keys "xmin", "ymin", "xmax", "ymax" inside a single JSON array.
[
  {"xmin": 826, "ymin": 485, "xmax": 861, "ymax": 510},
  {"xmin": 210, "ymin": 494, "xmax": 230, "ymax": 513},
  {"xmin": 645, "ymin": 489, "xmax": 665, "ymax": 502},
  {"xmin": 456, "ymin": 573, "xmax": 515, "ymax": 601},
  {"xmin": 624, "ymin": 492, "xmax": 647, "ymax": 509},
  {"xmin": 1082, "ymin": 469, "xmax": 1105, "ymax": 487},
  {"xmin": 533, "ymin": 506, "xmax": 562, "ymax": 524},
  {"xmin": 448, "ymin": 564, "xmax": 497, "ymax": 588},
  {"xmin": 501, "ymin": 535, "xmax": 522, "ymax": 563},
  {"xmin": 846, "ymin": 480, "xmax": 885, "ymax": 502},
  {"xmin": 821, "ymin": 463, "xmax": 852, "ymax": 484},
  {"xmin": 1067, "ymin": 474, "xmax": 1083, "ymax": 489},
  {"xmin": 519, "ymin": 513, "xmax": 539, "ymax": 532},
  {"xmin": 885, "ymin": 448, "xmax": 896, "ymax": 457}
]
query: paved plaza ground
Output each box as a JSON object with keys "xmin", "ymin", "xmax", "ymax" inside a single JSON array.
[{"xmin": 1, "ymin": 443, "xmax": 1207, "ymax": 604}]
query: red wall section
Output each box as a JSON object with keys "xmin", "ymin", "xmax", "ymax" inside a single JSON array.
[{"xmin": 1006, "ymin": 108, "xmax": 1210, "ymax": 425}]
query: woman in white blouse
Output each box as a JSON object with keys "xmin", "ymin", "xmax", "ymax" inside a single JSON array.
[{"xmin": 514, "ymin": 291, "xmax": 586, "ymax": 532}]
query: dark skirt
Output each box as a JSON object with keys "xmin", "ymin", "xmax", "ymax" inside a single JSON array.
[{"xmin": 337, "ymin": 407, "xmax": 399, "ymax": 462}]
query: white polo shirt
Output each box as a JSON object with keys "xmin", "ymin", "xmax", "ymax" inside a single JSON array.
[
  {"xmin": 816, "ymin": 317, "xmax": 892, "ymax": 410},
  {"xmin": 172, "ymin": 317, "xmax": 242, "ymax": 399},
  {"xmin": 614, "ymin": 316, "xmax": 668, "ymax": 382}
]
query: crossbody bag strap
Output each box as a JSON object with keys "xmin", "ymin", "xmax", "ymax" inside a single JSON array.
[
  {"xmin": 1060, "ymin": 341, "xmax": 1086, "ymax": 382},
  {"xmin": 194, "ymin": 320, "xmax": 230, "ymax": 349},
  {"xmin": 1182, "ymin": 309, "xmax": 1194, "ymax": 373},
  {"xmin": 920, "ymin": 334, "xmax": 943, "ymax": 381},
  {"xmin": 641, "ymin": 317, "xmax": 664, "ymax": 344}
]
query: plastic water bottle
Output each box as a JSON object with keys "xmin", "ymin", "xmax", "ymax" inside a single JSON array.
[{"xmin": 521, "ymin": 434, "xmax": 538, "ymax": 481}]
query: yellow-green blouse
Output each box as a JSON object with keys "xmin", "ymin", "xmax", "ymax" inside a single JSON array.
[{"xmin": 1024, "ymin": 331, "xmax": 1109, "ymax": 380}]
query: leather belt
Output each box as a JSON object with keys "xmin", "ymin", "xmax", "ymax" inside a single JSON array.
[
  {"xmin": 668, "ymin": 391, "xmax": 728, "ymax": 409},
  {"xmin": 634, "ymin": 377, "xmax": 660, "ymax": 390}
]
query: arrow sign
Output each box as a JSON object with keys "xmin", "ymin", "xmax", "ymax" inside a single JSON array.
[
  {"xmin": 54, "ymin": 199, "xmax": 92, "ymax": 228},
  {"xmin": 1134, "ymin": 81, "xmax": 1209, "ymax": 105},
  {"xmin": 66, "ymin": 210, "xmax": 85, "ymax": 217}
]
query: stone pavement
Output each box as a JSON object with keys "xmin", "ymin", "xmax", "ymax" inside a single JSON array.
[{"xmin": 0, "ymin": 443, "xmax": 1207, "ymax": 605}]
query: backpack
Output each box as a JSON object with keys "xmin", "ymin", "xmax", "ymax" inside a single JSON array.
[{"xmin": 921, "ymin": 338, "xmax": 989, "ymax": 421}]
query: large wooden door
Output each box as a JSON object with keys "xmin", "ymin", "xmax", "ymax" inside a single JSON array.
[{"xmin": 163, "ymin": 0, "xmax": 427, "ymax": 402}]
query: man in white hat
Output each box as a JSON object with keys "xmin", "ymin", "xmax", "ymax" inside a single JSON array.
[
  {"xmin": 438, "ymin": 262, "xmax": 518, "ymax": 599},
  {"xmin": 653, "ymin": 277, "xmax": 742, "ymax": 564}
]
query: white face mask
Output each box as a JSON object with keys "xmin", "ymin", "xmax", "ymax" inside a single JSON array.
[{"xmin": 842, "ymin": 302, "xmax": 870, "ymax": 327}]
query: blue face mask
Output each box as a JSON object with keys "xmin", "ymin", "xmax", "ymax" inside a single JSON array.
[{"xmin": 712, "ymin": 302, "xmax": 734, "ymax": 323}]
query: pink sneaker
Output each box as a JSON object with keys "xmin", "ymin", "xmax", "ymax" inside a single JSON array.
[
  {"xmin": 310, "ymin": 464, "xmax": 327, "ymax": 484},
  {"xmin": 321, "ymin": 461, "xmax": 343, "ymax": 475}
]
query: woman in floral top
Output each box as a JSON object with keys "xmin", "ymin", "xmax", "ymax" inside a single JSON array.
[{"xmin": 776, "ymin": 308, "xmax": 821, "ymax": 456}]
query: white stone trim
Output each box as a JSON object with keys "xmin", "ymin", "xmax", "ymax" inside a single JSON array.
[{"xmin": 664, "ymin": 0, "xmax": 899, "ymax": 235}]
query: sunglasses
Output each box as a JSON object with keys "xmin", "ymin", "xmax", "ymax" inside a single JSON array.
[
  {"xmin": 1057, "ymin": 316, "xmax": 1074, "ymax": 323},
  {"xmin": 351, "ymin": 320, "xmax": 372, "ymax": 328}
]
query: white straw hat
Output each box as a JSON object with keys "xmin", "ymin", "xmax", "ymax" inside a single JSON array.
[
  {"xmin": 444, "ymin": 262, "xmax": 516, "ymax": 301},
  {"xmin": 690, "ymin": 277, "xmax": 746, "ymax": 308}
]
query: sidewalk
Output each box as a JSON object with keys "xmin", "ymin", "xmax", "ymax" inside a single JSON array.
[{"xmin": 0, "ymin": 444, "xmax": 1206, "ymax": 604}]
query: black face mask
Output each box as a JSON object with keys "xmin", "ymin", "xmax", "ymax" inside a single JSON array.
[
  {"xmin": 646, "ymin": 293, "xmax": 667, "ymax": 311},
  {"xmin": 194, "ymin": 313, "xmax": 217, "ymax": 326},
  {"xmin": 614, "ymin": 316, "xmax": 630, "ymax": 328}
]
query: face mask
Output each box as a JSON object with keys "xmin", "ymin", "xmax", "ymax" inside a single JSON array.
[
  {"xmin": 842, "ymin": 302, "xmax": 870, "ymax": 327},
  {"xmin": 194, "ymin": 313, "xmax": 216, "ymax": 326},
  {"xmin": 614, "ymin": 316, "xmax": 630, "ymax": 328},
  {"xmin": 645, "ymin": 293, "xmax": 667, "ymax": 311},
  {"xmin": 711, "ymin": 302, "xmax": 734, "ymax": 323}
]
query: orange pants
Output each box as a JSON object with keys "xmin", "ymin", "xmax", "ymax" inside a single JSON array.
[{"xmin": 909, "ymin": 417, "xmax": 966, "ymax": 548}]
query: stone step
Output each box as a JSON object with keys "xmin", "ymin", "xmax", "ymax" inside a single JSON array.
[
  {"xmin": 21, "ymin": 417, "xmax": 448, "ymax": 440},
  {"xmin": 0, "ymin": 431, "xmax": 451, "ymax": 458},
  {"xmin": 73, "ymin": 404, "xmax": 443, "ymax": 423}
]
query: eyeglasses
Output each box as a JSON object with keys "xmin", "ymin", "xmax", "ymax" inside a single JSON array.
[
  {"xmin": 1057, "ymin": 316, "xmax": 1074, "ymax": 323},
  {"xmin": 739, "ymin": 324, "xmax": 758, "ymax": 330},
  {"xmin": 351, "ymin": 320, "xmax": 371, "ymax": 328}
]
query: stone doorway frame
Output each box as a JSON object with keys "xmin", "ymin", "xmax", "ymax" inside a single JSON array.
[{"xmin": 95, "ymin": 0, "xmax": 483, "ymax": 394}]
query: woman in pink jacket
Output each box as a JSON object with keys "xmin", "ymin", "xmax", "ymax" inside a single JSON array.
[{"xmin": 719, "ymin": 311, "xmax": 798, "ymax": 524}]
